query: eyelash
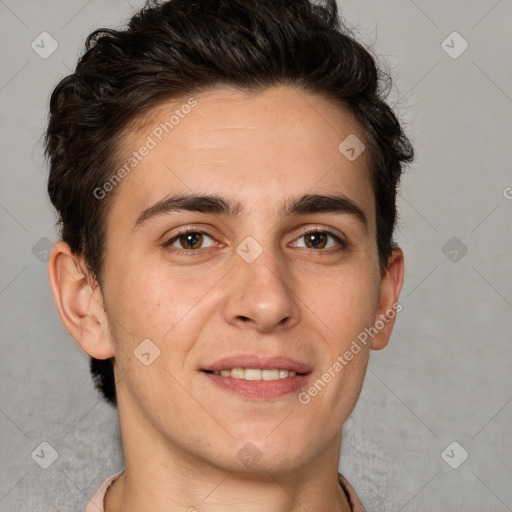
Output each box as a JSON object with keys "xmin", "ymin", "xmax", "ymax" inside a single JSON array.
[{"xmin": 161, "ymin": 227, "xmax": 346, "ymax": 256}]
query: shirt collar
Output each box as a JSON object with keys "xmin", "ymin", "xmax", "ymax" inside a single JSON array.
[{"xmin": 86, "ymin": 470, "xmax": 366, "ymax": 511}]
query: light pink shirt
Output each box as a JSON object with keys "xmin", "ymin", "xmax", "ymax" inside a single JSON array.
[{"xmin": 86, "ymin": 471, "xmax": 366, "ymax": 512}]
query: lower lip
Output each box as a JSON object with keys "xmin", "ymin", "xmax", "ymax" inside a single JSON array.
[{"xmin": 201, "ymin": 371, "xmax": 311, "ymax": 400}]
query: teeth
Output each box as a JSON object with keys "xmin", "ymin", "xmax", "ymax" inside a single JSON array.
[
  {"xmin": 231, "ymin": 368, "xmax": 245, "ymax": 379},
  {"xmin": 244, "ymin": 368, "xmax": 262, "ymax": 381},
  {"xmin": 211, "ymin": 368, "xmax": 298, "ymax": 380},
  {"xmin": 262, "ymin": 369, "xmax": 280, "ymax": 380}
]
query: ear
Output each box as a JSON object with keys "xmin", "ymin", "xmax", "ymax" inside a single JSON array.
[
  {"xmin": 47, "ymin": 240, "xmax": 114, "ymax": 359},
  {"xmin": 370, "ymin": 247, "xmax": 405, "ymax": 351}
]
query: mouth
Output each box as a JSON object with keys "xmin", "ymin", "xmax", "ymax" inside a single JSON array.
[
  {"xmin": 200, "ymin": 355, "xmax": 313, "ymax": 400},
  {"xmin": 202, "ymin": 368, "xmax": 306, "ymax": 380}
]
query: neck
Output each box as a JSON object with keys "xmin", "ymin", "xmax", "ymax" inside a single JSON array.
[
  {"xmin": 106, "ymin": 467, "xmax": 351, "ymax": 512},
  {"xmin": 105, "ymin": 389, "xmax": 352, "ymax": 512}
]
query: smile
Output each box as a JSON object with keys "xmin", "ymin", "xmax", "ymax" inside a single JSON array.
[
  {"xmin": 204, "ymin": 368, "xmax": 298, "ymax": 380},
  {"xmin": 201, "ymin": 369, "xmax": 311, "ymax": 400}
]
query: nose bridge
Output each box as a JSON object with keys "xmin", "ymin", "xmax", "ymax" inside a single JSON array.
[
  {"xmin": 237, "ymin": 231, "xmax": 291, "ymax": 299},
  {"xmin": 233, "ymin": 202, "xmax": 284, "ymax": 277},
  {"xmin": 223, "ymin": 230, "xmax": 300, "ymax": 331},
  {"xmin": 240, "ymin": 235, "xmax": 285, "ymax": 286}
]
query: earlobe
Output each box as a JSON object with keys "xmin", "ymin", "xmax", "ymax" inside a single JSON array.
[
  {"xmin": 370, "ymin": 247, "xmax": 405, "ymax": 351},
  {"xmin": 47, "ymin": 241, "xmax": 114, "ymax": 359}
]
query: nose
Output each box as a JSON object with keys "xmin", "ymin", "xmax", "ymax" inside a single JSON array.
[{"xmin": 222, "ymin": 241, "xmax": 300, "ymax": 333}]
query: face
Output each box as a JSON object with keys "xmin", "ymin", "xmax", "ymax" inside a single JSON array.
[{"xmin": 88, "ymin": 85, "xmax": 401, "ymax": 473}]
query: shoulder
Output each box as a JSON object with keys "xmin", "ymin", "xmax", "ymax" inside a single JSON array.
[
  {"xmin": 85, "ymin": 471, "xmax": 124, "ymax": 512},
  {"xmin": 338, "ymin": 472, "xmax": 367, "ymax": 512}
]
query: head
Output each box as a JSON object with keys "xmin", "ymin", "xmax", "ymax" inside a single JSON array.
[{"xmin": 46, "ymin": 0, "xmax": 413, "ymax": 474}]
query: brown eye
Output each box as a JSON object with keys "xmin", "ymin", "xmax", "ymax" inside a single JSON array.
[
  {"xmin": 304, "ymin": 232, "xmax": 328, "ymax": 249},
  {"xmin": 163, "ymin": 230, "xmax": 215, "ymax": 252},
  {"xmin": 293, "ymin": 230, "xmax": 345, "ymax": 251},
  {"xmin": 178, "ymin": 232, "xmax": 204, "ymax": 250}
]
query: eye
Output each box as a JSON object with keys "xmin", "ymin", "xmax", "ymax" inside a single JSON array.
[
  {"xmin": 162, "ymin": 227, "xmax": 346, "ymax": 255},
  {"xmin": 292, "ymin": 229, "xmax": 346, "ymax": 251},
  {"xmin": 162, "ymin": 229, "xmax": 216, "ymax": 253}
]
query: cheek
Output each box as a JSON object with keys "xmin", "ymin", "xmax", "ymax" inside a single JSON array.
[
  {"xmin": 107, "ymin": 261, "xmax": 197, "ymax": 329},
  {"xmin": 104, "ymin": 261, "xmax": 221, "ymax": 371},
  {"xmin": 299, "ymin": 264, "xmax": 380, "ymax": 339},
  {"xmin": 299, "ymin": 272, "xmax": 377, "ymax": 424},
  {"xmin": 105, "ymin": 265, "xmax": 210, "ymax": 423},
  {"xmin": 310, "ymin": 265, "xmax": 380, "ymax": 410}
]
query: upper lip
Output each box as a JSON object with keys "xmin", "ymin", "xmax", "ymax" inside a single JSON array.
[{"xmin": 201, "ymin": 354, "xmax": 312, "ymax": 374}]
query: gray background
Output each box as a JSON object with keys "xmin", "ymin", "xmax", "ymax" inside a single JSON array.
[{"xmin": 0, "ymin": 0, "xmax": 511, "ymax": 510}]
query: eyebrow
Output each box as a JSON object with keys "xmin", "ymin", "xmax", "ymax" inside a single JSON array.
[{"xmin": 133, "ymin": 192, "xmax": 368, "ymax": 231}]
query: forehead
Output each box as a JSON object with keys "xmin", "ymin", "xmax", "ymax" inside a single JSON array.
[{"xmin": 107, "ymin": 85, "xmax": 374, "ymax": 229}]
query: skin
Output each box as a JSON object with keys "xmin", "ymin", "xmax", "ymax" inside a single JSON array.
[{"xmin": 48, "ymin": 85, "xmax": 404, "ymax": 512}]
